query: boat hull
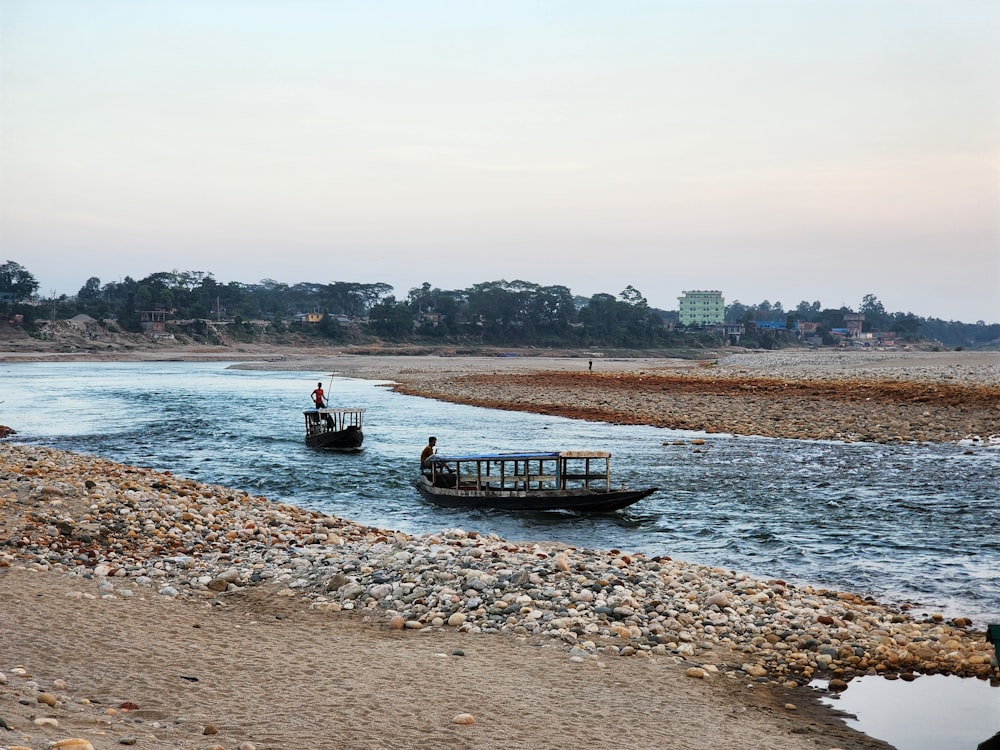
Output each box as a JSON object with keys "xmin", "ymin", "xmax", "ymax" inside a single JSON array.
[
  {"xmin": 305, "ymin": 427, "xmax": 364, "ymax": 451},
  {"xmin": 416, "ymin": 477, "xmax": 656, "ymax": 513},
  {"xmin": 303, "ymin": 407, "xmax": 365, "ymax": 451}
]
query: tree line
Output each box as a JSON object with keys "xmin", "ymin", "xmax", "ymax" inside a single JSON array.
[{"xmin": 1, "ymin": 260, "xmax": 997, "ymax": 350}]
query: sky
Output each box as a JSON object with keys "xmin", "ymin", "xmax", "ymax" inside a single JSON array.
[{"xmin": 1, "ymin": 1, "xmax": 998, "ymax": 324}]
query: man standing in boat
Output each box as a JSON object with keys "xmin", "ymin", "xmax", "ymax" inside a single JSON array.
[
  {"xmin": 311, "ymin": 382, "xmax": 327, "ymax": 409},
  {"xmin": 311, "ymin": 382, "xmax": 335, "ymax": 428}
]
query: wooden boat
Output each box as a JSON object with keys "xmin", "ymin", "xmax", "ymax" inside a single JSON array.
[
  {"xmin": 303, "ymin": 407, "xmax": 365, "ymax": 451},
  {"xmin": 417, "ymin": 450, "xmax": 656, "ymax": 513}
]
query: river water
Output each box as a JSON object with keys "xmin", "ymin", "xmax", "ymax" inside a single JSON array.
[{"xmin": 2, "ymin": 361, "xmax": 998, "ymax": 747}]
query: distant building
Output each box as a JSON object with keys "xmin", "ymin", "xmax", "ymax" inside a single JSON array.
[
  {"xmin": 294, "ymin": 312, "xmax": 324, "ymax": 324},
  {"xmin": 678, "ymin": 290, "xmax": 725, "ymax": 326},
  {"xmin": 415, "ymin": 312, "xmax": 442, "ymax": 328},
  {"xmin": 139, "ymin": 307, "xmax": 167, "ymax": 334},
  {"xmin": 843, "ymin": 313, "xmax": 864, "ymax": 338},
  {"xmin": 723, "ymin": 323, "xmax": 744, "ymax": 345}
]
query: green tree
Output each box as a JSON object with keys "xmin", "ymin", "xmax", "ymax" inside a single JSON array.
[
  {"xmin": 368, "ymin": 296, "xmax": 414, "ymax": 338},
  {"xmin": 354, "ymin": 282, "xmax": 394, "ymax": 315},
  {"xmin": 860, "ymin": 293, "xmax": 885, "ymax": 317},
  {"xmin": 77, "ymin": 277, "xmax": 102, "ymax": 301},
  {"xmin": 619, "ymin": 285, "xmax": 648, "ymax": 308},
  {"xmin": 860, "ymin": 293, "xmax": 888, "ymax": 330},
  {"xmin": 796, "ymin": 300, "xmax": 821, "ymax": 317},
  {"xmin": 891, "ymin": 312, "xmax": 922, "ymax": 340},
  {"xmin": 466, "ymin": 280, "xmax": 524, "ymax": 343},
  {"xmin": 578, "ymin": 293, "xmax": 619, "ymax": 341},
  {"xmin": 726, "ymin": 300, "xmax": 748, "ymax": 324},
  {"xmin": 0, "ymin": 261, "xmax": 39, "ymax": 302},
  {"xmin": 75, "ymin": 276, "xmax": 108, "ymax": 318}
]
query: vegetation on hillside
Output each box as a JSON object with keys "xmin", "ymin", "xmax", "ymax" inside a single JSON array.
[{"xmin": 1, "ymin": 260, "xmax": 997, "ymax": 350}]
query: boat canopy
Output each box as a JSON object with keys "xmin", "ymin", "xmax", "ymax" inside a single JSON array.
[
  {"xmin": 423, "ymin": 449, "xmax": 615, "ymax": 495},
  {"xmin": 303, "ymin": 407, "xmax": 365, "ymax": 435},
  {"xmin": 427, "ymin": 450, "xmax": 609, "ymax": 464},
  {"xmin": 304, "ymin": 407, "xmax": 366, "ymax": 415}
]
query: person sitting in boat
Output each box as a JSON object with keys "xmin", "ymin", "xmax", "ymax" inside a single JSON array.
[
  {"xmin": 420, "ymin": 436, "xmax": 437, "ymax": 473},
  {"xmin": 422, "ymin": 437, "xmax": 456, "ymax": 486}
]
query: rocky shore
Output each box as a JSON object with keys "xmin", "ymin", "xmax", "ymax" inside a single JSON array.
[{"xmin": 3, "ymin": 442, "xmax": 995, "ymax": 683}]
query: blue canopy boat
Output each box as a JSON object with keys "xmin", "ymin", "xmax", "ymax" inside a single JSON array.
[{"xmin": 417, "ymin": 450, "xmax": 656, "ymax": 513}]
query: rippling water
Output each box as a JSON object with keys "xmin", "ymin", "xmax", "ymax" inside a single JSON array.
[{"xmin": 2, "ymin": 361, "xmax": 998, "ymax": 625}]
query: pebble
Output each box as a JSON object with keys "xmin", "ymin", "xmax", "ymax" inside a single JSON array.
[
  {"xmin": 0, "ymin": 442, "xmax": 996, "ymax": 688},
  {"xmin": 51, "ymin": 741, "xmax": 95, "ymax": 750},
  {"xmin": 451, "ymin": 713, "xmax": 476, "ymax": 725}
]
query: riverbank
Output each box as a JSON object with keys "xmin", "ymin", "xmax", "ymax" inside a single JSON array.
[
  {"xmin": 2, "ymin": 439, "xmax": 996, "ymax": 750},
  {"xmin": 5, "ymin": 344, "xmax": 999, "ymax": 445},
  {"xmin": 234, "ymin": 348, "xmax": 1000, "ymax": 444},
  {"xmin": 2, "ymin": 348, "xmax": 998, "ymax": 749}
]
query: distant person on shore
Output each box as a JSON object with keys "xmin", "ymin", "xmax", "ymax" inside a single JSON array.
[
  {"xmin": 311, "ymin": 382, "xmax": 327, "ymax": 409},
  {"xmin": 588, "ymin": 359, "xmax": 593, "ymax": 372}
]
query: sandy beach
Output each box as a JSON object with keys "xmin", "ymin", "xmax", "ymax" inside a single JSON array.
[{"xmin": 2, "ymin": 347, "xmax": 998, "ymax": 750}]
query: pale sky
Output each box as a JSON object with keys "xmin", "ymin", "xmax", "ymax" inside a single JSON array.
[{"xmin": 2, "ymin": 1, "xmax": 998, "ymax": 323}]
